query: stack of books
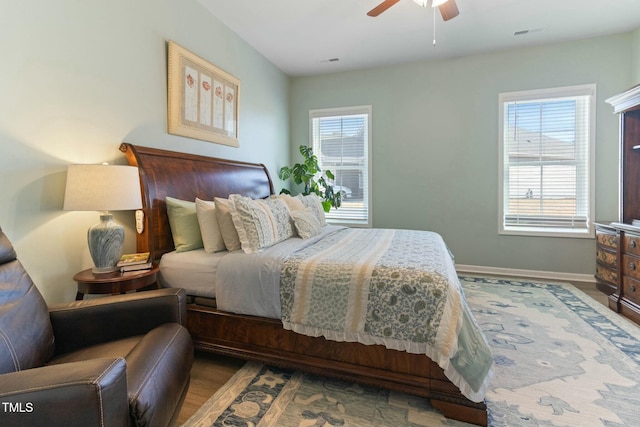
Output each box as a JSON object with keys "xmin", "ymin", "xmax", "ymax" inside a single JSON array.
[{"xmin": 117, "ymin": 252, "xmax": 152, "ymax": 272}]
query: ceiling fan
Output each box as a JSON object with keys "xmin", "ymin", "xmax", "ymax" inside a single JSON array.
[{"xmin": 367, "ymin": 0, "xmax": 459, "ymax": 21}]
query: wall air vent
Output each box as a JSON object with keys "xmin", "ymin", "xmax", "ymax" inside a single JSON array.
[{"xmin": 514, "ymin": 28, "xmax": 544, "ymax": 36}]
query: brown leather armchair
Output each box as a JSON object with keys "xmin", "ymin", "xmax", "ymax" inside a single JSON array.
[{"xmin": 0, "ymin": 228, "xmax": 194, "ymax": 427}]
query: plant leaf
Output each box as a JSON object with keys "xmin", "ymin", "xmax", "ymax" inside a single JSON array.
[
  {"xmin": 300, "ymin": 145, "xmax": 313, "ymax": 158},
  {"xmin": 278, "ymin": 166, "xmax": 291, "ymax": 180},
  {"xmin": 279, "ymin": 145, "xmax": 341, "ymax": 212}
]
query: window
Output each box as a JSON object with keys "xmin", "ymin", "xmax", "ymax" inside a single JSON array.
[
  {"xmin": 310, "ymin": 106, "xmax": 372, "ymax": 227},
  {"xmin": 498, "ymin": 84, "xmax": 595, "ymax": 237}
]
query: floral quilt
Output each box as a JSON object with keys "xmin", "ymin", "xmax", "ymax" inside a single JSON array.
[{"xmin": 279, "ymin": 228, "xmax": 493, "ymax": 402}]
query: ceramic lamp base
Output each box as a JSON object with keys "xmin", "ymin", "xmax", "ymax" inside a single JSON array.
[{"xmin": 88, "ymin": 213, "xmax": 125, "ymax": 274}]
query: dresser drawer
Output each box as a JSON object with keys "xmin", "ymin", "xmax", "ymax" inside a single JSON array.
[
  {"xmin": 597, "ymin": 229, "xmax": 619, "ymax": 249},
  {"xmin": 623, "ymin": 276, "xmax": 640, "ymax": 306},
  {"xmin": 596, "ymin": 246, "xmax": 617, "ymax": 268},
  {"xmin": 596, "ymin": 264, "xmax": 617, "ymax": 285},
  {"xmin": 623, "ymin": 254, "xmax": 640, "ymax": 280},
  {"xmin": 623, "ymin": 233, "xmax": 640, "ymax": 256}
]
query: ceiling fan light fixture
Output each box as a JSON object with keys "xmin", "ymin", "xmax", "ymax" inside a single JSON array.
[{"xmin": 371, "ymin": 0, "xmax": 458, "ymax": 20}]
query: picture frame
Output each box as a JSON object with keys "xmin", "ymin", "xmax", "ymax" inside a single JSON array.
[{"xmin": 167, "ymin": 41, "xmax": 240, "ymax": 147}]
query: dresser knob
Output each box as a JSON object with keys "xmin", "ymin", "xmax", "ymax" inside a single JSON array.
[
  {"xmin": 631, "ymin": 263, "xmax": 636, "ymax": 270},
  {"xmin": 631, "ymin": 286, "xmax": 637, "ymax": 293},
  {"xmin": 632, "ymin": 240, "xmax": 637, "ymax": 248}
]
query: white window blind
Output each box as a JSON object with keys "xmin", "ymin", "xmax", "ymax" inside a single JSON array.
[
  {"xmin": 498, "ymin": 85, "xmax": 595, "ymax": 237},
  {"xmin": 310, "ymin": 106, "xmax": 372, "ymax": 227}
]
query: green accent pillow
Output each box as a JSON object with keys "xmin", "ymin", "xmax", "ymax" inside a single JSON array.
[{"xmin": 166, "ymin": 197, "xmax": 203, "ymax": 252}]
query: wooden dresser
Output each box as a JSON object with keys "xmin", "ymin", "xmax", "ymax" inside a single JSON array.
[
  {"xmin": 595, "ymin": 222, "xmax": 640, "ymax": 323},
  {"xmin": 595, "ymin": 223, "xmax": 619, "ymax": 307},
  {"xmin": 600, "ymin": 84, "xmax": 640, "ymax": 324},
  {"xmin": 621, "ymin": 230, "xmax": 640, "ymax": 323}
]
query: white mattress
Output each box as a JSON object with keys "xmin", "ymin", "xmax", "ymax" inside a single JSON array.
[
  {"xmin": 159, "ymin": 226, "xmax": 344, "ymax": 317},
  {"xmin": 158, "ymin": 248, "xmax": 226, "ymax": 298}
]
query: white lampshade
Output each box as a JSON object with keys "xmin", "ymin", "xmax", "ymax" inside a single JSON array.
[
  {"xmin": 64, "ymin": 164, "xmax": 143, "ymax": 273},
  {"xmin": 63, "ymin": 164, "xmax": 142, "ymax": 212}
]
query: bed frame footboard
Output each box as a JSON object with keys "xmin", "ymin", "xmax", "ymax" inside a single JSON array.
[{"xmin": 188, "ymin": 304, "xmax": 488, "ymax": 426}]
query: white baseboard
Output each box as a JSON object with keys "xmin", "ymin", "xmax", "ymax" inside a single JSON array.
[{"xmin": 455, "ymin": 264, "xmax": 595, "ymax": 284}]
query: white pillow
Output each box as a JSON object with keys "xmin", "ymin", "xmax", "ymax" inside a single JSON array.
[
  {"xmin": 291, "ymin": 208, "xmax": 323, "ymax": 239},
  {"xmin": 195, "ymin": 198, "xmax": 226, "ymax": 253},
  {"xmin": 296, "ymin": 193, "xmax": 326, "ymax": 226},
  {"xmin": 229, "ymin": 194, "xmax": 295, "ymax": 254},
  {"xmin": 213, "ymin": 197, "xmax": 242, "ymax": 252},
  {"xmin": 274, "ymin": 194, "xmax": 306, "ymax": 212}
]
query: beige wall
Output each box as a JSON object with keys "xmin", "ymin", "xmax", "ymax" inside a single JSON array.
[{"xmin": 0, "ymin": 0, "xmax": 290, "ymax": 303}]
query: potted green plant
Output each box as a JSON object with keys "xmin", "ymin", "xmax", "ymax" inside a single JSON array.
[{"xmin": 278, "ymin": 145, "xmax": 341, "ymax": 212}]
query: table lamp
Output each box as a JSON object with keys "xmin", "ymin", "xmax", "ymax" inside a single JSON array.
[{"xmin": 63, "ymin": 164, "xmax": 143, "ymax": 273}]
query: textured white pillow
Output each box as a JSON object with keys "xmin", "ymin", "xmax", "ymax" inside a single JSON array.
[
  {"xmin": 274, "ymin": 194, "xmax": 306, "ymax": 212},
  {"xmin": 291, "ymin": 208, "xmax": 323, "ymax": 239},
  {"xmin": 296, "ymin": 193, "xmax": 326, "ymax": 226},
  {"xmin": 229, "ymin": 194, "xmax": 295, "ymax": 254},
  {"xmin": 213, "ymin": 197, "xmax": 242, "ymax": 252},
  {"xmin": 195, "ymin": 198, "xmax": 226, "ymax": 253}
]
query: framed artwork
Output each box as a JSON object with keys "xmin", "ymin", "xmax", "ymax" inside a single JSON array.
[{"xmin": 167, "ymin": 41, "xmax": 240, "ymax": 147}]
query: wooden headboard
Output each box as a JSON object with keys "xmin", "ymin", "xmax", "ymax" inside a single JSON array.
[{"xmin": 120, "ymin": 143, "xmax": 274, "ymax": 260}]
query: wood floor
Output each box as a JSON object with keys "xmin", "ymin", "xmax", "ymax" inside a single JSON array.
[
  {"xmin": 572, "ymin": 280, "xmax": 608, "ymax": 306},
  {"xmin": 176, "ymin": 279, "xmax": 616, "ymax": 425},
  {"xmin": 177, "ymin": 352, "xmax": 244, "ymax": 425}
]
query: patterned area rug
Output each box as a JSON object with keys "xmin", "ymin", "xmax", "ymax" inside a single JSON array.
[{"xmin": 182, "ymin": 276, "xmax": 640, "ymax": 426}]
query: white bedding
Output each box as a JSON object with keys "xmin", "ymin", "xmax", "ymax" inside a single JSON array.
[
  {"xmin": 158, "ymin": 248, "xmax": 226, "ymax": 298},
  {"xmin": 158, "ymin": 226, "xmax": 342, "ymax": 311},
  {"xmin": 214, "ymin": 225, "xmax": 345, "ymax": 318}
]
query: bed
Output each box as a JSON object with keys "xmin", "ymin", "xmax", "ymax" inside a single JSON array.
[{"xmin": 120, "ymin": 143, "xmax": 491, "ymax": 426}]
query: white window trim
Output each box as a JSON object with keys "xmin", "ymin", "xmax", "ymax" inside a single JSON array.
[
  {"xmin": 309, "ymin": 105, "xmax": 373, "ymax": 228},
  {"xmin": 498, "ymin": 84, "xmax": 596, "ymax": 238}
]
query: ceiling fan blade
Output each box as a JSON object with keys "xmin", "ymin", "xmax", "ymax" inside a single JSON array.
[
  {"xmin": 438, "ymin": 0, "xmax": 459, "ymax": 21},
  {"xmin": 367, "ymin": 0, "xmax": 401, "ymax": 17}
]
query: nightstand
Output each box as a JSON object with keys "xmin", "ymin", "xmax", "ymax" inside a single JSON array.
[{"xmin": 73, "ymin": 264, "xmax": 160, "ymax": 300}]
